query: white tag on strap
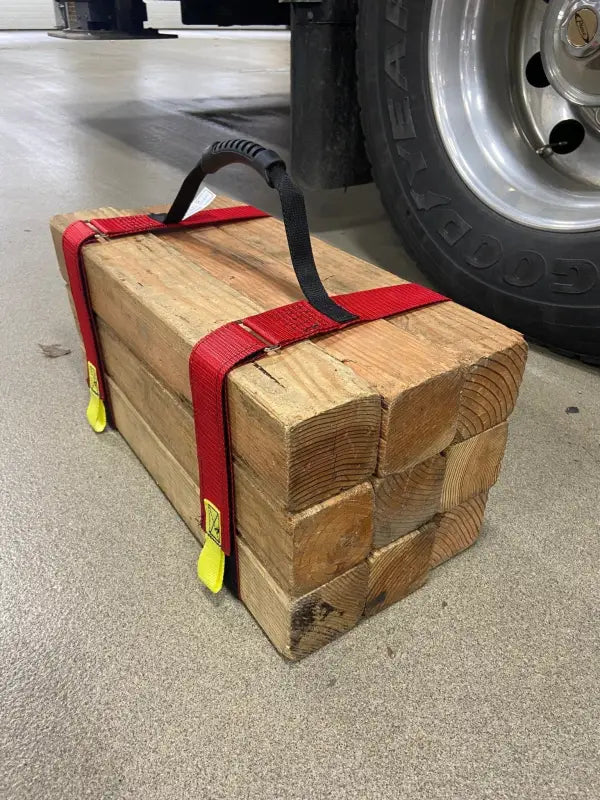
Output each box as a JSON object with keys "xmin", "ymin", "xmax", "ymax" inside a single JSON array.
[{"xmin": 183, "ymin": 187, "xmax": 217, "ymax": 220}]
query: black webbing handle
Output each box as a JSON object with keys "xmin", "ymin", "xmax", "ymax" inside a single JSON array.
[{"xmin": 149, "ymin": 139, "xmax": 357, "ymax": 324}]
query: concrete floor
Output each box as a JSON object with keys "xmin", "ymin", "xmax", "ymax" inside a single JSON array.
[{"xmin": 0, "ymin": 30, "xmax": 599, "ymax": 800}]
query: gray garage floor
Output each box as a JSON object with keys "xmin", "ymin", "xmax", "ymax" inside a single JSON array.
[{"xmin": 0, "ymin": 30, "xmax": 599, "ymax": 800}]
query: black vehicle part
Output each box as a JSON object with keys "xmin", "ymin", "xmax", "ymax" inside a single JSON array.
[
  {"xmin": 356, "ymin": 0, "xmax": 600, "ymax": 360},
  {"xmin": 290, "ymin": 0, "xmax": 371, "ymax": 189},
  {"xmin": 180, "ymin": 0, "xmax": 289, "ymax": 26}
]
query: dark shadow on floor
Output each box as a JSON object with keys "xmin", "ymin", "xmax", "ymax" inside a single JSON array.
[
  {"xmin": 80, "ymin": 95, "xmax": 290, "ymax": 173},
  {"xmin": 78, "ymin": 94, "xmax": 389, "ymax": 234}
]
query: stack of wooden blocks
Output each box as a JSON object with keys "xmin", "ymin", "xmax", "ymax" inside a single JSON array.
[{"xmin": 51, "ymin": 197, "xmax": 527, "ymax": 660}]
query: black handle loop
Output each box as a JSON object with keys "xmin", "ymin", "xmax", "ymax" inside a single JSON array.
[{"xmin": 150, "ymin": 139, "xmax": 357, "ymax": 324}]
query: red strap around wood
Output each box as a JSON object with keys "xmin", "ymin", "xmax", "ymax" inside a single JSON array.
[
  {"xmin": 62, "ymin": 205, "xmax": 269, "ymax": 414},
  {"xmin": 63, "ymin": 206, "xmax": 448, "ymax": 590},
  {"xmin": 190, "ymin": 283, "xmax": 448, "ymax": 564}
]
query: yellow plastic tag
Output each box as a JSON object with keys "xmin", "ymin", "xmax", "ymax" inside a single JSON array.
[
  {"xmin": 197, "ymin": 536, "xmax": 225, "ymax": 594},
  {"xmin": 204, "ymin": 499, "xmax": 222, "ymax": 545},
  {"xmin": 86, "ymin": 362, "xmax": 107, "ymax": 433}
]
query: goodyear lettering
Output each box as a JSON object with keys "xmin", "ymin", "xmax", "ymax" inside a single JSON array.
[
  {"xmin": 464, "ymin": 235, "xmax": 503, "ymax": 270},
  {"xmin": 437, "ymin": 210, "xmax": 472, "ymax": 246},
  {"xmin": 551, "ymin": 259, "xmax": 599, "ymax": 294},
  {"xmin": 385, "ymin": 41, "xmax": 407, "ymax": 90},
  {"xmin": 502, "ymin": 251, "xmax": 546, "ymax": 287},
  {"xmin": 388, "ymin": 97, "xmax": 415, "ymax": 140},
  {"xmin": 386, "ymin": 0, "xmax": 407, "ymax": 29}
]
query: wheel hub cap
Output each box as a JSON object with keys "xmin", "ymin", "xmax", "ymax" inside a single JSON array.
[
  {"xmin": 566, "ymin": 7, "xmax": 598, "ymax": 49},
  {"xmin": 543, "ymin": 0, "xmax": 600, "ymax": 106}
]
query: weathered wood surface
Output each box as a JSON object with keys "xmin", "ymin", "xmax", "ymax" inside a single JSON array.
[
  {"xmin": 371, "ymin": 421, "xmax": 506, "ymax": 549},
  {"xmin": 99, "ymin": 321, "xmax": 505, "ymax": 595},
  {"xmin": 50, "ymin": 209, "xmax": 382, "ymax": 512},
  {"xmin": 194, "ymin": 196, "xmax": 527, "ymax": 444},
  {"xmin": 390, "ymin": 304, "xmax": 528, "ymax": 442},
  {"xmin": 108, "ymin": 378, "xmax": 203, "ymax": 540},
  {"xmin": 107, "ymin": 372, "xmax": 369, "ymax": 659},
  {"xmin": 237, "ymin": 540, "xmax": 369, "ymax": 660},
  {"xmin": 105, "ymin": 363, "xmax": 491, "ymax": 657},
  {"xmin": 364, "ymin": 524, "xmax": 437, "ymax": 617},
  {"xmin": 372, "ymin": 455, "xmax": 446, "ymax": 548},
  {"xmin": 441, "ymin": 423, "xmax": 508, "ymax": 511},
  {"xmin": 100, "ymin": 322, "xmax": 374, "ymax": 596},
  {"xmin": 51, "ymin": 202, "xmax": 526, "ymax": 488},
  {"xmin": 430, "ymin": 494, "xmax": 488, "ymax": 568},
  {"xmin": 169, "ymin": 220, "xmax": 464, "ymax": 474}
]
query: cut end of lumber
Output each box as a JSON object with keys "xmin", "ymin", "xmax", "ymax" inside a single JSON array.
[
  {"xmin": 364, "ymin": 524, "xmax": 436, "ymax": 617},
  {"xmin": 238, "ymin": 539, "xmax": 369, "ymax": 661},
  {"xmin": 441, "ymin": 422, "xmax": 508, "ymax": 511},
  {"xmin": 372, "ymin": 454, "xmax": 446, "ymax": 548},
  {"xmin": 430, "ymin": 493, "xmax": 488, "ymax": 569}
]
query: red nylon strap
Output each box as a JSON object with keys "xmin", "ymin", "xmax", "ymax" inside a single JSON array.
[
  {"xmin": 90, "ymin": 205, "xmax": 267, "ymax": 237},
  {"xmin": 62, "ymin": 205, "xmax": 269, "ymax": 408},
  {"xmin": 62, "ymin": 220, "xmax": 111, "ymax": 403},
  {"xmin": 191, "ymin": 283, "xmax": 449, "ymax": 558},
  {"xmin": 246, "ymin": 283, "xmax": 444, "ymax": 346}
]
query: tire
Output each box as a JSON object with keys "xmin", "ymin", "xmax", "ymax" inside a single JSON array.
[{"xmin": 356, "ymin": 0, "xmax": 600, "ymax": 361}]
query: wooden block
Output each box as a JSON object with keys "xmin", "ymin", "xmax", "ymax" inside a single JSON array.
[
  {"xmin": 50, "ymin": 211, "xmax": 381, "ymax": 512},
  {"xmin": 198, "ymin": 200, "xmax": 526, "ymax": 444},
  {"xmin": 389, "ymin": 303, "xmax": 528, "ymax": 442},
  {"xmin": 171, "ymin": 202, "xmax": 526, "ymax": 454},
  {"xmin": 110, "ymin": 372, "xmax": 485, "ymax": 655},
  {"xmin": 441, "ymin": 422, "xmax": 508, "ymax": 511},
  {"xmin": 100, "ymin": 319, "xmax": 198, "ymax": 479},
  {"xmin": 100, "ymin": 321, "xmax": 373, "ymax": 595},
  {"xmin": 228, "ymin": 346, "xmax": 379, "ymax": 510},
  {"xmin": 320, "ymin": 324, "xmax": 462, "ymax": 474},
  {"xmin": 364, "ymin": 524, "xmax": 436, "ymax": 617},
  {"xmin": 108, "ymin": 378, "xmax": 203, "ymax": 540},
  {"xmin": 110, "ymin": 366, "xmax": 485, "ymax": 645},
  {"xmin": 237, "ymin": 539, "xmax": 368, "ymax": 661},
  {"xmin": 430, "ymin": 494, "xmax": 488, "ymax": 569},
  {"xmin": 372, "ymin": 454, "xmax": 445, "ymax": 548},
  {"xmin": 236, "ymin": 468, "xmax": 373, "ymax": 596},
  {"xmin": 168, "ymin": 222, "xmax": 464, "ymax": 474},
  {"xmin": 197, "ymin": 196, "xmax": 408, "ymax": 296},
  {"xmin": 106, "ymin": 377, "xmax": 368, "ymax": 660}
]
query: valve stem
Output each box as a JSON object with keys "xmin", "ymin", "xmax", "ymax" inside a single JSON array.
[{"xmin": 536, "ymin": 141, "xmax": 569, "ymax": 158}]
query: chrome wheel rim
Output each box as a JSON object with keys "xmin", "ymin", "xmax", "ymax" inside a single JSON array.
[{"xmin": 429, "ymin": 0, "xmax": 600, "ymax": 232}]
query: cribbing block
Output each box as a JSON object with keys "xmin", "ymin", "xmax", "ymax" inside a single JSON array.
[{"xmin": 50, "ymin": 196, "xmax": 527, "ymax": 659}]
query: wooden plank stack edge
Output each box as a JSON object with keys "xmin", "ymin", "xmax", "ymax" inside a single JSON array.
[{"xmin": 50, "ymin": 197, "xmax": 528, "ymax": 660}]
